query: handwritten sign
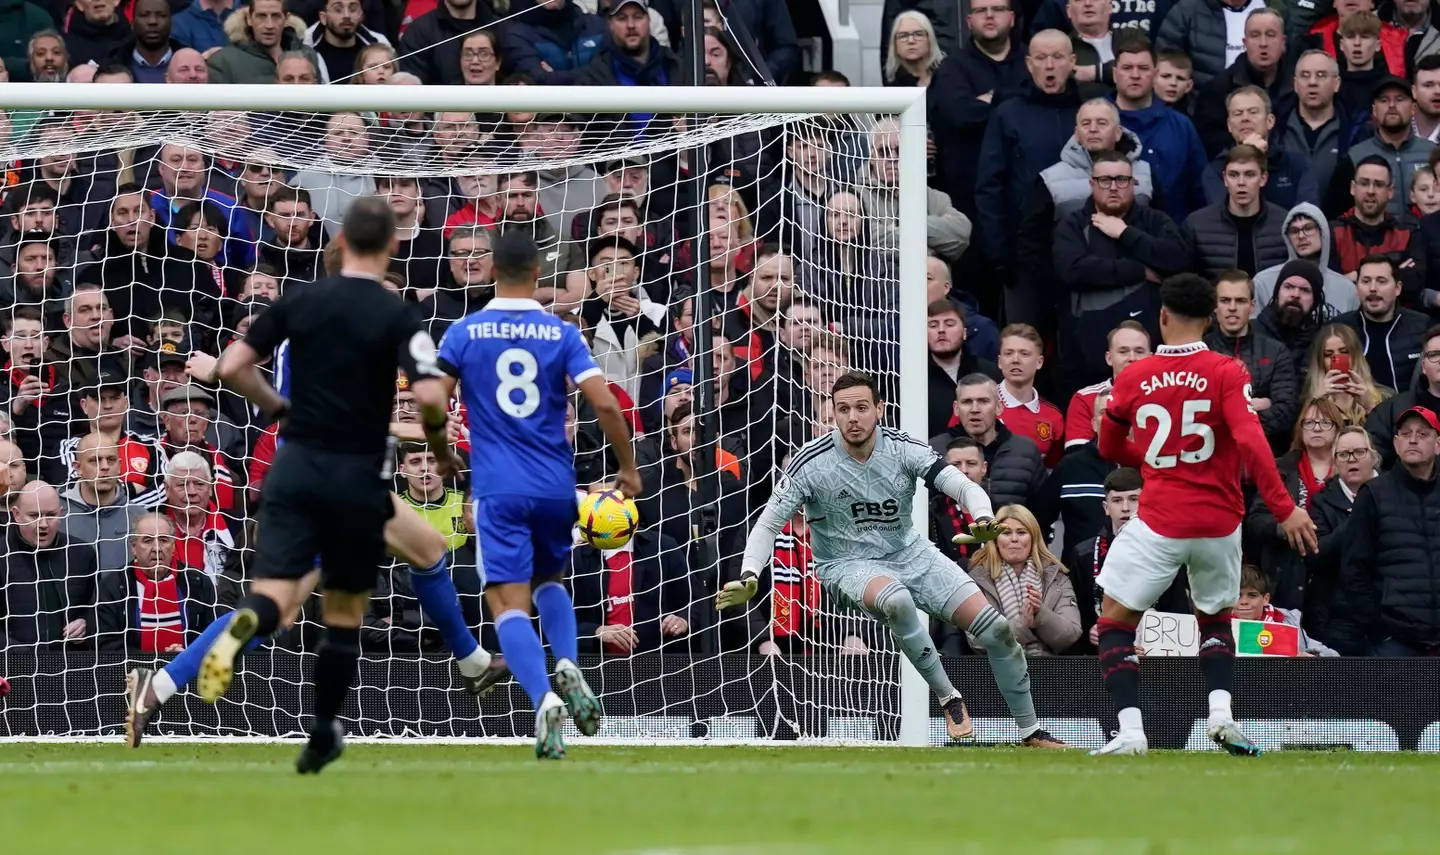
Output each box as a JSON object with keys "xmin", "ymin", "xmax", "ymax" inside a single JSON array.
[{"xmin": 1136, "ymin": 610, "xmax": 1199, "ymax": 656}]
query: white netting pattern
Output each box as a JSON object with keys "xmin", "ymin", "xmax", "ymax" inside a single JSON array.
[{"xmin": 0, "ymin": 100, "xmax": 924, "ymax": 740}]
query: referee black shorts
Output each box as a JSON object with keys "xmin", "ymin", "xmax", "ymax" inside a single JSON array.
[{"xmin": 254, "ymin": 442, "xmax": 395, "ymax": 594}]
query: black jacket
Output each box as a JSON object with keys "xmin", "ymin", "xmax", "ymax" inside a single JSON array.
[
  {"xmin": 929, "ymin": 421, "xmax": 1045, "ymax": 510},
  {"xmin": 75, "ymin": 228, "xmax": 170, "ymax": 339},
  {"xmin": 568, "ymin": 530, "xmax": 694, "ymax": 655},
  {"xmin": 1253, "ymin": 293, "xmax": 1329, "ymax": 381},
  {"xmin": 1033, "ymin": 440, "xmax": 1116, "ymax": 562},
  {"xmin": 1184, "ymin": 200, "xmax": 1291, "ymax": 278},
  {"xmin": 1204, "ymin": 325, "xmax": 1299, "ymax": 449},
  {"xmin": 0, "ymin": 528, "xmax": 97, "ymax": 650},
  {"xmin": 4, "ymin": 363, "xmax": 73, "ymax": 485},
  {"xmin": 974, "ymin": 79, "xmax": 1084, "ymax": 266},
  {"xmin": 1193, "ymin": 54, "xmax": 1297, "ymax": 158},
  {"xmin": 1244, "ymin": 450, "xmax": 1315, "ymax": 609},
  {"xmin": 1306, "ymin": 476, "xmax": 1369, "ymax": 655},
  {"xmin": 398, "ymin": 0, "xmax": 502, "ymax": 85},
  {"xmin": 926, "ymin": 352, "xmax": 1001, "ymax": 439},
  {"xmin": 1365, "ymin": 384, "xmax": 1440, "ymax": 469},
  {"xmin": 94, "ymin": 563, "xmax": 224, "ymax": 653},
  {"xmin": 927, "ymin": 41, "xmax": 1029, "ymax": 220},
  {"xmin": 1335, "ymin": 308, "xmax": 1430, "ymax": 394},
  {"xmin": 1343, "ymin": 463, "xmax": 1440, "ymax": 646},
  {"xmin": 577, "ymin": 38, "xmax": 687, "ymax": 87}
]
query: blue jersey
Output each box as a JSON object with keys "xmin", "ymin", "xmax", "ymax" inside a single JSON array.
[{"xmin": 437, "ymin": 297, "xmax": 601, "ymax": 500}]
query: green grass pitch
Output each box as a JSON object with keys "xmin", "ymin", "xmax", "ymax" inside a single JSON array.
[{"xmin": 2, "ymin": 743, "xmax": 1436, "ymax": 854}]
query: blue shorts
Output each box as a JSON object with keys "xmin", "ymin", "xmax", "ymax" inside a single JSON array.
[{"xmin": 474, "ymin": 494, "xmax": 577, "ymax": 586}]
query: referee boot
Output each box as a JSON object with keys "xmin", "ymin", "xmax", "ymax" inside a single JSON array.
[
  {"xmin": 297, "ymin": 720, "xmax": 346, "ymax": 774},
  {"xmin": 199, "ymin": 608, "xmax": 260, "ymax": 703}
]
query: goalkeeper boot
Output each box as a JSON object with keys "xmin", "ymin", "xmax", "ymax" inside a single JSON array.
[
  {"xmin": 535, "ymin": 692, "xmax": 568, "ymax": 760},
  {"xmin": 554, "ymin": 657, "xmax": 602, "ymax": 737},
  {"xmin": 1021, "ymin": 728, "xmax": 1069, "ymax": 749},
  {"xmin": 296, "ymin": 720, "xmax": 346, "ymax": 774},
  {"xmin": 459, "ymin": 653, "xmax": 510, "ymax": 698},
  {"xmin": 1091, "ymin": 730, "xmax": 1148, "ymax": 756},
  {"xmin": 199, "ymin": 607, "xmax": 259, "ymax": 703},
  {"xmin": 124, "ymin": 668, "xmax": 159, "ymax": 749},
  {"xmin": 942, "ymin": 696, "xmax": 974, "ymax": 741},
  {"xmin": 1208, "ymin": 720, "xmax": 1262, "ymax": 757}
]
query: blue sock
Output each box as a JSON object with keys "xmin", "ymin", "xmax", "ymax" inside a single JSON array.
[
  {"xmin": 532, "ymin": 581, "xmax": 579, "ymax": 665},
  {"xmin": 494, "ymin": 610, "xmax": 550, "ymax": 708},
  {"xmin": 409, "ymin": 555, "xmax": 479, "ymax": 660},
  {"xmin": 163, "ymin": 611, "xmax": 263, "ymax": 689}
]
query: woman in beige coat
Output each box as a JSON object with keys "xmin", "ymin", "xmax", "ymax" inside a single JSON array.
[{"xmin": 967, "ymin": 505, "xmax": 1082, "ymax": 656}]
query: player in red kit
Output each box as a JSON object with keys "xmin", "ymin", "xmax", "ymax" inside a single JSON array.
[{"xmin": 1092, "ymin": 274, "xmax": 1318, "ymax": 757}]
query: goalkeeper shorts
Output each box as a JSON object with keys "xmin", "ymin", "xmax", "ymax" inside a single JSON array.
[{"xmin": 818, "ymin": 539, "xmax": 979, "ymax": 619}]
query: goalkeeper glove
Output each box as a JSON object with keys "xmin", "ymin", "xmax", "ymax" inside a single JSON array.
[
  {"xmin": 716, "ymin": 569, "xmax": 759, "ymax": 610},
  {"xmin": 952, "ymin": 517, "xmax": 1003, "ymax": 546}
]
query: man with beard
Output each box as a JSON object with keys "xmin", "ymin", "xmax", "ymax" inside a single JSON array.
[
  {"xmin": 113, "ymin": 0, "xmax": 181, "ymax": 83},
  {"xmin": 1335, "ymin": 254, "xmax": 1429, "ymax": 392},
  {"xmin": 1253, "ymin": 201, "xmax": 1358, "ymax": 313},
  {"xmin": 1253, "ymin": 258, "xmax": 1330, "ymax": 379},
  {"xmin": 1329, "ymin": 156, "xmax": 1423, "ymax": 295},
  {"xmin": 26, "ymin": 29, "xmax": 66, "ymax": 81},
  {"xmin": 577, "ymin": 0, "xmax": 689, "ymax": 130},
  {"xmin": 496, "ymin": 171, "xmax": 567, "ymax": 300},
  {"xmin": 1053, "ymin": 152, "xmax": 1189, "ymax": 398},
  {"xmin": 927, "ymin": 299, "xmax": 1000, "ymax": 438},
  {"xmin": 4, "ymin": 231, "xmax": 73, "ymax": 332},
  {"xmin": 1203, "ymin": 270, "xmax": 1298, "ymax": 450},
  {"xmin": 259, "ymin": 185, "xmax": 323, "ymax": 286},
  {"xmin": 304, "ymin": 0, "xmax": 390, "ymax": 82},
  {"xmin": 1326, "ymin": 77, "xmax": 1436, "ymax": 217}
]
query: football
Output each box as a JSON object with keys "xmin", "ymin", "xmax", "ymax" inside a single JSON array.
[{"xmin": 577, "ymin": 489, "xmax": 639, "ymax": 549}]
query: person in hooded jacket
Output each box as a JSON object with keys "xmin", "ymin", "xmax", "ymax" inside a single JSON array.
[{"xmin": 1253, "ymin": 201, "xmax": 1361, "ymax": 313}]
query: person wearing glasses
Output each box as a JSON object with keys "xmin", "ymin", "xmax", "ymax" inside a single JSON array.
[
  {"xmin": 1245, "ymin": 396, "xmax": 1345, "ymax": 607},
  {"xmin": 1251, "ymin": 202, "xmax": 1359, "ymax": 314},
  {"xmin": 1303, "ymin": 426, "xmax": 1379, "ymax": 654},
  {"xmin": 1052, "ymin": 150, "xmax": 1189, "ymax": 400},
  {"xmin": 1329, "ymin": 157, "xmax": 1422, "ymax": 293}
]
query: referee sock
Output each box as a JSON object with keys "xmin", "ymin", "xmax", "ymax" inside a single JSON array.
[
  {"xmin": 532, "ymin": 581, "xmax": 580, "ymax": 666},
  {"xmin": 408, "ymin": 555, "xmax": 483, "ymax": 665},
  {"xmin": 495, "ymin": 610, "xmax": 551, "ymax": 708},
  {"xmin": 312, "ymin": 625, "xmax": 361, "ymax": 730},
  {"xmin": 161, "ymin": 611, "xmax": 263, "ymax": 700}
]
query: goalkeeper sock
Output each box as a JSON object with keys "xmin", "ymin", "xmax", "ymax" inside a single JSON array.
[
  {"xmin": 1196, "ymin": 611, "xmax": 1236, "ymax": 723},
  {"xmin": 873, "ymin": 580, "xmax": 957, "ymax": 700},
  {"xmin": 160, "ymin": 611, "xmax": 263, "ymax": 699},
  {"xmin": 969, "ymin": 605, "xmax": 1039, "ymax": 737},
  {"xmin": 408, "ymin": 555, "xmax": 483, "ymax": 664},
  {"xmin": 1096, "ymin": 616, "xmax": 1142, "ymax": 730},
  {"xmin": 495, "ymin": 609, "xmax": 551, "ymax": 708},
  {"xmin": 311, "ymin": 625, "xmax": 361, "ymax": 729},
  {"xmin": 532, "ymin": 581, "xmax": 580, "ymax": 666}
]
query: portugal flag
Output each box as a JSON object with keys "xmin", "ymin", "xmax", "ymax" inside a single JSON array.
[{"xmin": 1233, "ymin": 620, "xmax": 1300, "ymax": 656}]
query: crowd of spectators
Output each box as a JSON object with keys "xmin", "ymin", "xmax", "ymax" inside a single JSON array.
[{"xmin": 0, "ymin": 0, "xmax": 1439, "ymax": 666}]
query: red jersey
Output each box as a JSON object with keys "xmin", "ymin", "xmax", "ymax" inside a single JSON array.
[
  {"xmin": 998, "ymin": 383, "xmax": 1065, "ymax": 468},
  {"xmin": 1098, "ymin": 342, "xmax": 1296, "ymax": 538},
  {"xmin": 1065, "ymin": 380, "xmax": 1111, "ymax": 449}
]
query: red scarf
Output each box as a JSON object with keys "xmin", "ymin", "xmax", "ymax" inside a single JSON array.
[
  {"xmin": 133, "ymin": 566, "xmax": 183, "ymax": 653},
  {"xmin": 602, "ymin": 549, "xmax": 635, "ymax": 654},
  {"xmin": 1296, "ymin": 456, "xmax": 1332, "ymax": 510},
  {"xmin": 944, "ymin": 498, "xmax": 977, "ymax": 565},
  {"xmin": 772, "ymin": 522, "xmax": 820, "ymax": 639},
  {"xmin": 167, "ymin": 505, "xmax": 227, "ymax": 572}
]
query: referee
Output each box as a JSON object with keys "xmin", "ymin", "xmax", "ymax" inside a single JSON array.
[{"xmin": 203, "ymin": 196, "xmax": 458, "ymax": 773}]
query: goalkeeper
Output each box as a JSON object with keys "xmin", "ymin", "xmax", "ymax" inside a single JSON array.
[{"xmin": 718, "ymin": 373, "xmax": 1065, "ymax": 748}]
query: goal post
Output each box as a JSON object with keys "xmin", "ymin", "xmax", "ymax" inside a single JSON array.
[{"xmin": 0, "ymin": 83, "xmax": 937, "ymax": 744}]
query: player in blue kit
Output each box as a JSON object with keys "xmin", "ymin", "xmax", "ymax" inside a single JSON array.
[{"xmin": 436, "ymin": 230, "xmax": 640, "ymax": 760}]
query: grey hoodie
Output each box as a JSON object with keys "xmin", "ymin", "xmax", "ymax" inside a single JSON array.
[
  {"xmin": 61, "ymin": 484, "xmax": 144, "ymax": 576},
  {"xmin": 1251, "ymin": 202, "xmax": 1358, "ymax": 317}
]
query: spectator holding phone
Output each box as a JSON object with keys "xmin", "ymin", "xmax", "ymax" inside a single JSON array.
[
  {"xmin": 1302, "ymin": 322, "xmax": 1391, "ymax": 426},
  {"xmin": 588, "ymin": 237, "xmax": 666, "ymax": 401}
]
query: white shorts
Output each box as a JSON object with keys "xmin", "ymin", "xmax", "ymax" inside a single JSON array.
[{"xmin": 1094, "ymin": 517, "xmax": 1242, "ymax": 615}]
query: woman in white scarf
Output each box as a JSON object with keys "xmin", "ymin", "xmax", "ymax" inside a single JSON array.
[{"xmin": 966, "ymin": 505, "xmax": 1082, "ymax": 656}]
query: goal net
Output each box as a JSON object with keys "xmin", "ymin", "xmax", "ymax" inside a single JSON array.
[{"xmin": 0, "ymin": 84, "xmax": 939, "ymax": 744}]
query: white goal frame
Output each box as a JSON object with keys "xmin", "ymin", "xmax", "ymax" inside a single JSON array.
[{"xmin": 0, "ymin": 83, "xmax": 933, "ymax": 746}]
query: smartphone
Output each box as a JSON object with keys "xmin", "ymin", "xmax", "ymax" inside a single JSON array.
[{"xmin": 1331, "ymin": 353, "xmax": 1351, "ymax": 375}]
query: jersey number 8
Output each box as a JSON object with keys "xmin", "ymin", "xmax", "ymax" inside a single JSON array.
[
  {"xmin": 496, "ymin": 348, "xmax": 540, "ymax": 418},
  {"xmin": 1135, "ymin": 400, "xmax": 1215, "ymax": 469}
]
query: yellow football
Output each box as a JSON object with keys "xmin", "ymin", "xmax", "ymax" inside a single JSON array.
[{"xmin": 577, "ymin": 489, "xmax": 639, "ymax": 549}]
